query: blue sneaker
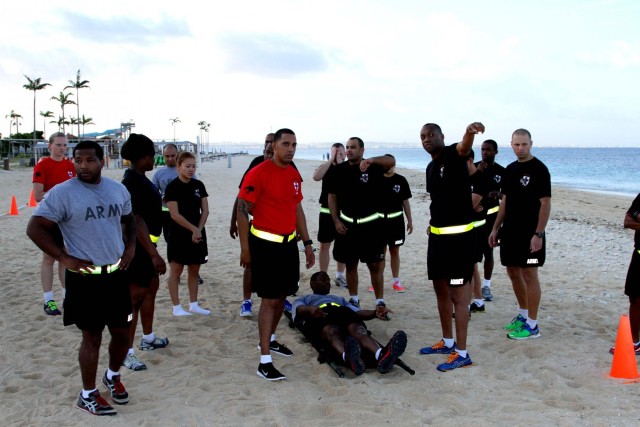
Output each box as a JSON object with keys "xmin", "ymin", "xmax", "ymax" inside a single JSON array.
[
  {"xmin": 240, "ymin": 300, "xmax": 253, "ymax": 317},
  {"xmin": 419, "ymin": 339, "xmax": 456, "ymax": 355},
  {"xmin": 283, "ymin": 299, "xmax": 293, "ymax": 314},
  {"xmin": 436, "ymin": 352, "xmax": 473, "ymax": 371},
  {"xmin": 507, "ymin": 323, "xmax": 541, "ymax": 340}
]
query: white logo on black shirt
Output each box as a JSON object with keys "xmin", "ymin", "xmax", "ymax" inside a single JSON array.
[
  {"xmin": 494, "ymin": 175, "xmax": 501, "ymax": 183},
  {"xmin": 360, "ymin": 173, "xmax": 369, "ymax": 183},
  {"xmin": 393, "ymin": 184, "xmax": 400, "ymax": 193},
  {"xmin": 520, "ymin": 175, "xmax": 530, "ymax": 187}
]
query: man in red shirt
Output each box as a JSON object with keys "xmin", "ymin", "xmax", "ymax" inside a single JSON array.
[
  {"xmin": 237, "ymin": 128, "xmax": 315, "ymax": 381},
  {"xmin": 32, "ymin": 132, "xmax": 76, "ymax": 315}
]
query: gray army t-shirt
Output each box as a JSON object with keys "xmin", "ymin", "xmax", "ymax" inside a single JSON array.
[{"xmin": 34, "ymin": 177, "xmax": 132, "ymax": 266}]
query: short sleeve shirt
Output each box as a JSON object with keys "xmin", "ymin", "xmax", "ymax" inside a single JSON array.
[
  {"xmin": 326, "ymin": 162, "xmax": 385, "ymax": 218},
  {"xmin": 238, "ymin": 160, "xmax": 303, "ymax": 235},
  {"xmin": 502, "ymin": 157, "xmax": 551, "ymax": 234},
  {"xmin": 380, "ymin": 173, "xmax": 412, "ymax": 214},
  {"xmin": 470, "ymin": 172, "xmax": 488, "ymax": 222},
  {"xmin": 122, "ymin": 169, "xmax": 163, "ymax": 237},
  {"xmin": 627, "ymin": 194, "xmax": 640, "ymax": 249},
  {"xmin": 32, "ymin": 156, "xmax": 76, "ymax": 191},
  {"xmin": 474, "ymin": 161, "xmax": 505, "ymax": 211},
  {"xmin": 164, "ymin": 178, "xmax": 209, "ymax": 227}
]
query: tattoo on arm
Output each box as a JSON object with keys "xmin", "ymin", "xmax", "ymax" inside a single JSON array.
[{"xmin": 237, "ymin": 199, "xmax": 254, "ymax": 220}]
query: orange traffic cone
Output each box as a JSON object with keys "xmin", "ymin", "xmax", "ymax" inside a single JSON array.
[
  {"xmin": 610, "ymin": 314, "xmax": 639, "ymax": 379},
  {"xmin": 8, "ymin": 195, "xmax": 19, "ymax": 216},
  {"xmin": 28, "ymin": 189, "xmax": 37, "ymax": 207}
]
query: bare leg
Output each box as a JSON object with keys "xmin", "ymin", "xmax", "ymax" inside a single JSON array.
[
  {"xmin": 368, "ymin": 261, "xmax": 384, "ymax": 300},
  {"xmin": 483, "ymin": 248, "xmax": 494, "ymax": 280},
  {"xmin": 107, "ymin": 326, "xmax": 131, "ymax": 372},
  {"xmin": 187, "ymin": 264, "xmax": 201, "ymax": 303},
  {"xmin": 521, "ymin": 267, "xmax": 541, "ymax": 321},
  {"xmin": 79, "ymin": 330, "xmax": 103, "ymax": 390},
  {"xmin": 349, "ymin": 323, "xmax": 381, "ymax": 355},
  {"xmin": 629, "ymin": 296, "xmax": 640, "ymax": 343},
  {"xmin": 450, "ymin": 283, "xmax": 471, "ymax": 351},
  {"xmin": 168, "ymin": 262, "xmax": 184, "ymax": 305},
  {"xmin": 433, "ymin": 279, "xmax": 453, "ymax": 339},
  {"xmin": 128, "ymin": 283, "xmax": 146, "ymax": 347},
  {"xmin": 471, "ymin": 263, "xmax": 482, "ymax": 300},
  {"xmin": 140, "ymin": 276, "xmax": 159, "ymax": 335},
  {"xmin": 336, "ymin": 261, "xmax": 346, "ymax": 275},
  {"xmin": 319, "ymin": 242, "xmax": 331, "ymax": 272},
  {"xmin": 322, "ymin": 325, "xmax": 346, "ymax": 355},
  {"xmin": 389, "ymin": 245, "xmax": 400, "ymax": 279},
  {"xmin": 506, "ymin": 266, "xmax": 528, "ymax": 310},
  {"xmin": 58, "ymin": 261, "xmax": 66, "ymax": 291},
  {"xmin": 41, "ymin": 253, "xmax": 55, "ymax": 294},
  {"xmin": 242, "ymin": 267, "xmax": 252, "ymax": 300},
  {"xmin": 346, "ymin": 261, "xmax": 359, "ymax": 297},
  {"xmin": 259, "ymin": 297, "xmax": 285, "ymax": 354}
]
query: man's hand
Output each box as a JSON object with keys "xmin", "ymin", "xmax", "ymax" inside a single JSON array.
[
  {"xmin": 309, "ymin": 306, "xmax": 326, "ymax": 319},
  {"xmin": 406, "ymin": 220, "xmax": 413, "ymax": 235},
  {"xmin": 119, "ymin": 245, "xmax": 135, "ymax": 270},
  {"xmin": 476, "ymin": 161, "xmax": 488, "ymax": 172},
  {"xmin": 359, "ymin": 158, "xmax": 373, "ymax": 172},
  {"xmin": 334, "ymin": 220, "xmax": 348, "ymax": 235},
  {"xmin": 192, "ymin": 228, "xmax": 203, "ymax": 243},
  {"xmin": 488, "ymin": 230, "xmax": 499, "ymax": 248},
  {"xmin": 229, "ymin": 222, "xmax": 238, "ymax": 239},
  {"xmin": 466, "ymin": 122, "xmax": 485, "ymax": 134},
  {"xmin": 60, "ymin": 253, "xmax": 94, "ymax": 274},
  {"xmin": 152, "ymin": 253, "xmax": 167, "ymax": 275},
  {"xmin": 488, "ymin": 190, "xmax": 501, "ymax": 200},
  {"xmin": 240, "ymin": 248, "xmax": 251, "ymax": 268},
  {"xmin": 530, "ymin": 235, "xmax": 543, "ymax": 253},
  {"xmin": 305, "ymin": 245, "xmax": 315, "ymax": 269},
  {"xmin": 375, "ymin": 304, "xmax": 391, "ymax": 320}
]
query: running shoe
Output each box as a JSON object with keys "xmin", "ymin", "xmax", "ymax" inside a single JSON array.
[
  {"xmin": 335, "ymin": 276, "xmax": 348, "ymax": 289},
  {"xmin": 481, "ymin": 286, "xmax": 493, "ymax": 301},
  {"xmin": 377, "ymin": 330, "xmax": 407, "ymax": 374},
  {"xmin": 76, "ymin": 390, "xmax": 117, "ymax": 416},
  {"xmin": 436, "ymin": 352, "xmax": 473, "ymax": 372},
  {"xmin": 419, "ymin": 339, "xmax": 456, "ymax": 355},
  {"xmin": 139, "ymin": 336, "xmax": 169, "ymax": 351},
  {"xmin": 348, "ymin": 298, "xmax": 360, "ymax": 309},
  {"xmin": 507, "ymin": 323, "xmax": 541, "ymax": 340},
  {"xmin": 240, "ymin": 300, "xmax": 253, "ymax": 317},
  {"xmin": 101, "ymin": 372, "xmax": 129, "ymax": 405},
  {"xmin": 283, "ymin": 299, "xmax": 293, "ymax": 314},
  {"xmin": 469, "ymin": 302, "xmax": 485, "ymax": 313},
  {"xmin": 392, "ymin": 280, "xmax": 406, "ymax": 293},
  {"xmin": 256, "ymin": 363, "xmax": 286, "ymax": 381},
  {"xmin": 504, "ymin": 314, "xmax": 527, "ymax": 331},
  {"xmin": 258, "ymin": 340, "xmax": 294, "ymax": 356},
  {"xmin": 44, "ymin": 300, "xmax": 61, "ymax": 316},
  {"xmin": 122, "ymin": 353, "xmax": 147, "ymax": 371},
  {"xmin": 609, "ymin": 343, "xmax": 640, "ymax": 355},
  {"xmin": 344, "ymin": 336, "xmax": 366, "ymax": 376},
  {"xmin": 368, "ymin": 285, "xmax": 374, "ymax": 292}
]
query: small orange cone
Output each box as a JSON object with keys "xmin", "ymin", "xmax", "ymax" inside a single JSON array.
[
  {"xmin": 28, "ymin": 189, "xmax": 37, "ymax": 207},
  {"xmin": 8, "ymin": 195, "xmax": 19, "ymax": 216},
  {"xmin": 610, "ymin": 314, "xmax": 639, "ymax": 379}
]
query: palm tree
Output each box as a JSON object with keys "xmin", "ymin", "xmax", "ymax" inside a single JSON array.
[
  {"xmin": 52, "ymin": 115, "xmax": 70, "ymax": 133},
  {"xmin": 40, "ymin": 110, "xmax": 54, "ymax": 138},
  {"xmin": 170, "ymin": 117, "xmax": 181, "ymax": 142},
  {"xmin": 80, "ymin": 115, "xmax": 94, "ymax": 138},
  {"xmin": 50, "ymin": 92, "xmax": 75, "ymax": 135},
  {"xmin": 23, "ymin": 76, "xmax": 51, "ymax": 144},
  {"xmin": 5, "ymin": 110, "xmax": 23, "ymax": 136},
  {"xmin": 69, "ymin": 117, "xmax": 79, "ymax": 138},
  {"xmin": 64, "ymin": 70, "xmax": 90, "ymax": 138},
  {"xmin": 197, "ymin": 120, "xmax": 207, "ymax": 145}
]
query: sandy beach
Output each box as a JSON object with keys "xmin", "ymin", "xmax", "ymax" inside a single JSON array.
[{"xmin": 1, "ymin": 154, "xmax": 639, "ymax": 426}]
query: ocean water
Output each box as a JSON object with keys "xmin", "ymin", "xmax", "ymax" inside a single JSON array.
[{"xmin": 283, "ymin": 146, "xmax": 639, "ymax": 197}]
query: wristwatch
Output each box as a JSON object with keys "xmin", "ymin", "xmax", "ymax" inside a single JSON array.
[
  {"xmin": 303, "ymin": 240, "xmax": 314, "ymax": 247},
  {"xmin": 534, "ymin": 231, "xmax": 545, "ymax": 238}
]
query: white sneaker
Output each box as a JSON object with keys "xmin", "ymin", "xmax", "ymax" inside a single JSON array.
[
  {"xmin": 189, "ymin": 305, "xmax": 211, "ymax": 315},
  {"xmin": 173, "ymin": 306, "xmax": 192, "ymax": 316}
]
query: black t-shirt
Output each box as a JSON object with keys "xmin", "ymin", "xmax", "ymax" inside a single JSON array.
[
  {"xmin": 164, "ymin": 178, "xmax": 209, "ymax": 228},
  {"xmin": 627, "ymin": 194, "xmax": 640, "ymax": 249},
  {"xmin": 426, "ymin": 143, "xmax": 473, "ymax": 227},
  {"xmin": 474, "ymin": 161, "xmax": 505, "ymax": 211},
  {"xmin": 502, "ymin": 157, "xmax": 551, "ymax": 234},
  {"xmin": 470, "ymin": 172, "xmax": 488, "ymax": 222},
  {"xmin": 319, "ymin": 164, "xmax": 338, "ymax": 207},
  {"xmin": 380, "ymin": 173, "xmax": 412, "ymax": 214},
  {"xmin": 326, "ymin": 161, "xmax": 386, "ymax": 218},
  {"xmin": 122, "ymin": 168, "xmax": 163, "ymax": 236}
]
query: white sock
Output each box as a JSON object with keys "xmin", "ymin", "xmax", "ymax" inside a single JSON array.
[
  {"xmin": 483, "ymin": 279, "xmax": 491, "ymax": 288},
  {"xmin": 173, "ymin": 305, "xmax": 192, "ymax": 316},
  {"xmin": 82, "ymin": 388, "xmax": 98, "ymax": 399},
  {"xmin": 189, "ymin": 303, "xmax": 210, "ymax": 315},
  {"xmin": 336, "ymin": 272, "xmax": 345, "ymax": 279},
  {"xmin": 375, "ymin": 348, "xmax": 381, "ymax": 360},
  {"xmin": 392, "ymin": 277, "xmax": 400, "ymax": 283},
  {"xmin": 44, "ymin": 291, "xmax": 54, "ymax": 303},
  {"xmin": 342, "ymin": 352, "xmax": 346, "ymax": 361},
  {"xmin": 443, "ymin": 338, "xmax": 455, "ymax": 348},
  {"xmin": 127, "ymin": 348, "xmax": 135, "ymax": 356},
  {"xmin": 473, "ymin": 299, "xmax": 484, "ymax": 307},
  {"xmin": 375, "ymin": 299, "xmax": 385, "ymax": 305},
  {"xmin": 62, "ymin": 288, "xmax": 66, "ymax": 299},
  {"xmin": 457, "ymin": 349, "xmax": 468, "ymax": 358},
  {"xmin": 519, "ymin": 308, "xmax": 529, "ymax": 318},
  {"xmin": 350, "ymin": 295, "xmax": 359, "ymax": 302},
  {"xmin": 260, "ymin": 354, "xmax": 272, "ymax": 364},
  {"xmin": 142, "ymin": 333, "xmax": 156, "ymax": 343},
  {"xmin": 526, "ymin": 318, "xmax": 537, "ymax": 329},
  {"xmin": 270, "ymin": 334, "xmax": 276, "ymax": 342},
  {"xmin": 106, "ymin": 368, "xmax": 119, "ymax": 381}
]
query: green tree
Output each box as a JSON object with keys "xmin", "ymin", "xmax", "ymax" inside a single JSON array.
[
  {"xmin": 52, "ymin": 115, "xmax": 70, "ymax": 133},
  {"xmin": 5, "ymin": 110, "xmax": 23, "ymax": 136},
  {"xmin": 40, "ymin": 110, "xmax": 54, "ymax": 138},
  {"xmin": 170, "ymin": 117, "xmax": 181, "ymax": 142},
  {"xmin": 50, "ymin": 92, "xmax": 75, "ymax": 135},
  {"xmin": 23, "ymin": 75, "xmax": 51, "ymax": 144},
  {"xmin": 80, "ymin": 114, "xmax": 94, "ymax": 137},
  {"xmin": 64, "ymin": 70, "xmax": 90, "ymax": 138}
]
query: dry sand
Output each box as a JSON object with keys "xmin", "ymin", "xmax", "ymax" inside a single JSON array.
[{"xmin": 1, "ymin": 155, "xmax": 639, "ymax": 426}]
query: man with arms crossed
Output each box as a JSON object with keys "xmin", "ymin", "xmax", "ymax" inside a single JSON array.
[
  {"xmin": 237, "ymin": 128, "xmax": 315, "ymax": 381},
  {"xmin": 489, "ymin": 129, "xmax": 551, "ymax": 339},
  {"xmin": 27, "ymin": 140, "xmax": 136, "ymax": 416}
]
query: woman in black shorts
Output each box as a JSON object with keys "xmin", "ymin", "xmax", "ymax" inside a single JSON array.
[{"xmin": 165, "ymin": 152, "xmax": 210, "ymax": 316}]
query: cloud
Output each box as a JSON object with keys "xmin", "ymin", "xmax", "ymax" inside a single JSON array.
[
  {"xmin": 218, "ymin": 33, "xmax": 329, "ymax": 78},
  {"xmin": 58, "ymin": 10, "xmax": 191, "ymax": 44}
]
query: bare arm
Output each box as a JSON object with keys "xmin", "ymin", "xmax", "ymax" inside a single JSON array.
[
  {"xmin": 489, "ymin": 195, "xmax": 507, "ymax": 248},
  {"xmin": 360, "ymin": 155, "xmax": 395, "ymax": 172},
  {"xmin": 134, "ymin": 213, "xmax": 166, "ymax": 274},
  {"xmin": 624, "ymin": 211, "xmax": 640, "ymax": 231},
  {"xmin": 402, "ymin": 199, "xmax": 413, "ymax": 234},
  {"xmin": 456, "ymin": 122, "xmax": 485, "ymax": 157},
  {"xmin": 167, "ymin": 201, "xmax": 198, "ymax": 234},
  {"xmin": 329, "ymin": 193, "xmax": 347, "ymax": 235},
  {"xmin": 229, "ymin": 197, "xmax": 239, "ymax": 238},
  {"xmin": 119, "ymin": 213, "xmax": 137, "ymax": 270},
  {"xmin": 472, "ymin": 193, "xmax": 484, "ymax": 211},
  {"xmin": 27, "ymin": 216, "xmax": 94, "ymax": 272},
  {"xmin": 296, "ymin": 203, "xmax": 315, "ymax": 269},
  {"xmin": 32, "ymin": 183, "xmax": 45, "ymax": 202},
  {"xmin": 312, "ymin": 160, "xmax": 333, "ymax": 181},
  {"xmin": 530, "ymin": 196, "xmax": 551, "ymax": 252},
  {"xmin": 237, "ymin": 198, "xmax": 253, "ymax": 268}
]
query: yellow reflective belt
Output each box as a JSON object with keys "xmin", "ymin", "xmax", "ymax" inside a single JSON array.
[
  {"xmin": 320, "ymin": 207, "xmax": 331, "ymax": 214},
  {"xmin": 149, "ymin": 234, "xmax": 159, "ymax": 244},
  {"xmin": 383, "ymin": 211, "xmax": 403, "ymax": 219},
  {"xmin": 339, "ymin": 212, "xmax": 354, "ymax": 223},
  {"xmin": 430, "ymin": 222, "xmax": 474, "ymax": 235},
  {"xmin": 473, "ymin": 219, "xmax": 487, "ymax": 228},
  {"xmin": 318, "ymin": 302, "xmax": 341, "ymax": 309},
  {"xmin": 250, "ymin": 225, "xmax": 296, "ymax": 243},
  {"xmin": 340, "ymin": 211, "xmax": 380, "ymax": 224},
  {"xmin": 487, "ymin": 206, "xmax": 499, "ymax": 215},
  {"xmin": 637, "ymin": 249, "xmax": 640, "ymax": 256},
  {"xmin": 70, "ymin": 259, "xmax": 121, "ymax": 275},
  {"xmin": 162, "ymin": 206, "xmax": 170, "ymax": 212}
]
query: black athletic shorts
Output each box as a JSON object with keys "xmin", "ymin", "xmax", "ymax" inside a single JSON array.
[
  {"xmin": 63, "ymin": 269, "xmax": 132, "ymax": 331},
  {"xmin": 161, "ymin": 210, "xmax": 172, "ymax": 244},
  {"xmin": 304, "ymin": 305, "xmax": 366, "ymax": 339},
  {"xmin": 127, "ymin": 242, "xmax": 158, "ymax": 286},
  {"xmin": 383, "ymin": 216, "xmax": 406, "ymax": 248},
  {"xmin": 625, "ymin": 249, "xmax": 640, "ymax": 298},
  {"xmin": 167, "ymin": 227, "xmax": 208, "ymax": 266},
  {"xmin": 481, "ymin": 214, "xmax": 497, "ymax": 260},
  {"xmin": 500, "ymin": 230, "xmax": 546, "ymax": 268},
  {"xmin": 249, "ymin": 233, "xmax": 299, "ymax": 299},
  {"xmin": 427, "ymin": 231, "xmax": 474, "ymax": 284},
  {"xmin": 317, "ymin": 210, "xmax": 337, "ymax": 243},
  {"xmin": 333, "ymin": 220, "xmax": 385, "ymax": 264},
  {"xmin": 472, "ymin": 225, "xmax": 485, "ymax": 263}
]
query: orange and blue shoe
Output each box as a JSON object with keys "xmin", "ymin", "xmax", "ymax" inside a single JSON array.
[
  {"xmin": 436, "ymin": 352, "xmax": 473, "ymax": 372},
  {"xmin": 419, "ymin": 339, "xmax": 456, "ymax": 355}
]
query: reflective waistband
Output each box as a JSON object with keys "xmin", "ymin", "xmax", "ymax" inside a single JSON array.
[
  {"xmin": 339, "ymin": 212, "xmax": 380, "ymax": 224},
  {"xmin": 70, "ymin": 259, "xmax": 121, "ymax": 275},
  {"xmin": 473, "ymin": 219, "xmax": 487, "ymax": 228},
  {"xmin": 320, "ymin": 207, "xmax": 331, "ymax": 214},
  {"xmin": 430, "ymin": 222, "xmax": 475, "ymax": 235},
  {"xmin": 250, "ymin": 225, "xmax": 296, "ymax": 243},
  {"xmin": 318, "ymin": 302, "xmax": 342, "ymax": 309},
  {"xmin": 382, "ymin": 211, "xmax": 403, "ymax": 219},
  {"xmin": 149, "ymin": 234, "xmax": 160, "ymax": 244},
  {"xmin": 487, "ymin": 206, "xmax": 499, "ymax": 215},
  {"xmin": 162, "ymin": 206, "xmax": 170, "ymax": 212},
  {"xmin": 637, "ymin": 249, "xmax": 640, "ymax": 255}
]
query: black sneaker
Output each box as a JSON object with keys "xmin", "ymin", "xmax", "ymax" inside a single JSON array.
[
  {"xmin": 377, "ymin": 330, "xmax": 407, "ymax": 374},
  {"xmin": 101, "ymin": 372, "xmax": 129, "ymax": 405},
  {"xmin": 258, "ymin": 340, "xmax": 294, "ymax": 356},
  {"xmin": 256, "ymin": 363, "xmax": 286, "ymax": 381},
  {"xmin": 44, "ymin": 300, "xmax": 61, "ymax": 316},
  {"xmin": 469, "ymin": 302, "xmax": 485, "ymax": 313},
  {"xmin": 197, "ymin": 274, "xmax": 204, "ymax": 285},
  {"xmin": 344, "ymin": 336, "xmax": 366, "ymax": 376},
  {"xmin": 76, "ymin": 390, "xmax": 117, "ymax": 416}
]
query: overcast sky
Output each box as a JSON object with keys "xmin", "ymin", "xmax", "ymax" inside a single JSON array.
[{"xmin": 2, "ymin": 0, "xmax": 639, "ymax": 147}]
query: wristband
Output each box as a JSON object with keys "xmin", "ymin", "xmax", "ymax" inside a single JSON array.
[{"xmin": 303, "ymin": 240, "xmax": 313, "ymax": 247}]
